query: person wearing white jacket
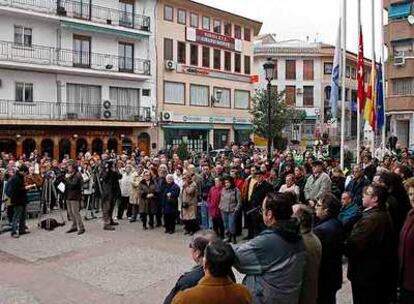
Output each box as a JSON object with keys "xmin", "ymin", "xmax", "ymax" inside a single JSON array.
[{"xmin": 118, "ymin": 165, "xmax": 134, "ymax": 220}]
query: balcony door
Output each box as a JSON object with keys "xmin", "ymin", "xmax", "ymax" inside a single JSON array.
[
  {"xmin": 119, "ymin": 0, "xmax": 134, "ymax": 28},
  {"xmin": 118, "ymin": 42, "xmax": 134, "ymax": 72},
  {"xmin": 109, "ymin": 87, "xmax": 140, "ymax": 120},
  {"xmin": 73, "ymin": 35, "xmax": 91, "ymax": 67},
  {"xmin": 66, "ymin": 84, "xmax": 101, "ymax": 119},
  {"xmin": 72, "ymin": 0, "xmax": 91, "ymax": 20}
]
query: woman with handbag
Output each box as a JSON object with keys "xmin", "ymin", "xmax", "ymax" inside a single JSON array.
[
  {"xmin": 138, "ymin": 170, "xmax": 157, "ymax": 230},
  {"xmin": 180, "ymin": 174, "xmax": 199, "ymax": 235},
  {"xmin": 219, "ymin": 176, "xmax": 242, "ymax": 244}
]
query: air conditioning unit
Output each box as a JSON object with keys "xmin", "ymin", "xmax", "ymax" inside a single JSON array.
[
  {"xmin": 394, "ymin": 56, "xmax": 405, "ymax": 66},
  {"xmin": 296, "ymin": 88, "xmax": 303, "ymax": 95},
  {"xmin": 66, "ymin": 113, "xmax": 78, "ymax": 119},
  {"xmin": 160, "ymin": 111, "xmax": 173, "ymax": 122},
  {"xmin": 165, "ymin": 60, "xmax": 176, "ymax": 71}
]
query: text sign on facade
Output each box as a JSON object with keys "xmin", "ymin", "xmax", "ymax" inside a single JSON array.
[{"xmin": 186, "ymin": 27, "xmax": 242, "ymax": 52}]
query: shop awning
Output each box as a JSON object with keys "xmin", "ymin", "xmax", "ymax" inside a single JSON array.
[
  {"xmin": 233, "ymin": 124, "xmax": 252, "ymax": 131},
  {"xmin": 162, "ymin": 123, "xmax": 213, "ymax": 130},
  {"xmin": 389, "ymin": 2, "xmax": 412, "ymax": 20},
  {"xmin": 60, "ymin": 21, "xmax": 149, "ymax": 39}
]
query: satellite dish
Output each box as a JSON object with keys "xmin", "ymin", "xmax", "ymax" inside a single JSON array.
[{"xmin": 408, "ymin": 15, "xmax": 414, "ymax": 25}]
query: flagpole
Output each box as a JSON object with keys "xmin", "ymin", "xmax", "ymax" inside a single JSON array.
[
  {"xmin": 356, "ymin": 0, "xmax": 361, "ymax": 164},
  {"xmin": 380, "ymin": 0, "xmax": 386, "ymax": 149},
  {"xmin": 340, "ymin": 0, "xmax": 346, "ymax": 170},
  {"xmin": 370, "ymin": 0, "xmax": 376, "ymax": 155}
]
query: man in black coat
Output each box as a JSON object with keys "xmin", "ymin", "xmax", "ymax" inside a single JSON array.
[
  {"xmin": 247, "ymin": 169, "xmax": 273, "ymax": 238},
  {"xmin": 344, "ymin": 185, "xmax": 395, "ymax": 304},
  {"xmin": 8, "ymin": 164, "xmax": 29, "ymax": 238}
]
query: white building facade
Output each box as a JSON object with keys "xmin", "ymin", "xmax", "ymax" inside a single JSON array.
[{"xmin": 0, "ymin": 0, "xmax": 156, "ymax": 158}]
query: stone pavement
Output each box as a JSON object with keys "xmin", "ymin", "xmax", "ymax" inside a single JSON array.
[{"xmin": 0, "ymin": 215, "xmax": 352, "ymax": 304}]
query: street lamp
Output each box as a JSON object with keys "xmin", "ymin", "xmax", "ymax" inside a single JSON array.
[{"xmin": 263, "ymin": 58, "xmax": 276, "ymax": 161}]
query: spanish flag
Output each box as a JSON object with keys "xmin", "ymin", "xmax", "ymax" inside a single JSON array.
[{"xmin": 364, "ymin": 65, "xmax": 377, "ymax": 131}]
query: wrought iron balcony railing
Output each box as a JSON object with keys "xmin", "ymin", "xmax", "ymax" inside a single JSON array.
[
  {"xmin": 0, "ymin": 99, "xmax": 152, "ymax": 122},
  {"xmin": 0, "ymin": 0, "xmax": 151, "ymax": 32},
  {"xmin": 0, "ymin": 40, "xmax": 151, "ymax": 75}
]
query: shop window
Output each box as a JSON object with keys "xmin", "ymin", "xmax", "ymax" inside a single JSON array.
[
  {"xmin": 164, "ymin": 5, "xmax": 173, "ymax": 21},
  {"xmin": 224, "ymin": 51, "xmax": 231, "ymax": 71},
  {"xmin": 41, "ymin": 139, "xmax": 54, "ymax": 159},
  {"xmin": 92, "ymin": 138, "xmax": 103, "ymax": 154},
  {"xmin": 213, "ymin": 87, "xmax": 230, "ymax": 108},
  {"xmin": 213, "ymin": 49, "xmax": 221, "ymax": 69},
  {"xmin": 190, "ymin": 84, "xmax": 209, "ymax": 106},
  {"xmin": 107, "ymin": 138, "xmax": 118, "ymax": 153},
  {"xmin": 164, "ymin": 81, "xmax": 185, "ymax": 104},
  {"xmin": 202, "ymin": 47, "xmax": 210, "ymax": 68},
  {"xmin": 234, "ymin": 90, "xmax": 250, "ymax": 109},
  {"xmin": 214, "ymin": 130, "xmax": 229, "ymax": 149}
]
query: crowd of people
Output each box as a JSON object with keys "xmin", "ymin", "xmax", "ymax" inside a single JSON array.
[{"xmin": 1, "ymin": 142, "xmax": 414, "ymax": 304}]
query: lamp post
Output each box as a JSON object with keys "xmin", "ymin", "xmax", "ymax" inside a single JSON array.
[{"xmin": 263, "ymin": 58, "xmax": 276, "ymax": 161}]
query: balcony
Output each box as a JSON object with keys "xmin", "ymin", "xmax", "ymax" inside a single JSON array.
[
  {"xmin": 384, "ymin": 19, "xmax": 414, "ymax": 44},
  {"xmin": 0, "ymin": 0, "xmax": 151, "ymax": 32},
  {"xmin": 0, "ymin": 40, "xmax": 151, "ymax": 76},
  {"xmin": 0, "ymin": 99, "xmax": 152, "ymax": 122},
  {"xmin": 386, "ymin": 95, "xmax": 414, "ymax": 112}
]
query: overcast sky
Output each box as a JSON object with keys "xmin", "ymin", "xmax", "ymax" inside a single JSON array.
[{"xmin": 195, "ymin": 0, "xmax": 386, "ymax": 60}]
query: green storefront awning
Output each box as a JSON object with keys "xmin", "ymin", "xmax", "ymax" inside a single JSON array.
[
  {"xmin": 233, "ymin": 124, "xmax": 252, "ymax": 131},
  {"xmin": 61, "ymin": 21, "xmax": 149, "ymax": 39},
  {"xmin": 162, "ymin": 124, "xmax": 213, "ymax": 130}
]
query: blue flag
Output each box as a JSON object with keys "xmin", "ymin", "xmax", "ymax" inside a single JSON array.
[
  {"xmin": 330, "ymin": 21, "xmax": 341, "ymax": 119},
  {"xmin": 376, "ymin": 62, "xmax": 384, "ymax": 130}
]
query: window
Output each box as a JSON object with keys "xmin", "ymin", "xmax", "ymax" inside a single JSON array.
[
  {"xmin": 214, "ymin": 49, "xmax": 221, "ymax": 69},
  {"xmin": 202, "ymin": 16, "xmax": 210, "ymax": 30},
  {"xmin": 389, "ymin": 2, "xmax": 412, "ymax": 20},
  {"xmin": 234, "ymin": 25, "xmax": 241, "ymax": 39},
  {"xmin": 66, "ymin": 84, "xmax": 101, "ymax": 116},
  {"xmin": 213, "ymin": 19, "xmax": 221, "ymax": 34},
  {"xmin": 164, "ymin": 5, "xmax": 173, "ymax": 21},
  {"xmin": 285, "ymin": 60, "xmax": 296, "ymax": 80},
  {"xmin": 14, "ymin": 26, "xmax": 32, "ymax": 47},
  {"xmin": 73, "ymin": 35, "xmax": 91, "ymax": 67},
  {"xmin": 110, "ymin": 87, "xmax": 140, "ymax": 115},
  {"xmin": 351, "ymin": 67, "xmax": 357, "ymax": 79},
  {"xmin": 345, "ymin": 88, "xmax": 350, "ymax": 101},
  {"xmin": 235, "ymin": 90, "xmax": 250, "ymax": 109},
  {"xmin": 213, "ymin": 87, "xmax": 230, "ymax": 108},
  {"xmin": 244, "ymin": 55, "xmax": 251, "ymax": 74},
  {"xmin": 164, "ymin": 38, "xmax": 173, "ymax": 60},
  {"xmin": 118, "ymin": 42, "xmax": 134, "ymax": 72},
  {"xmin": 392, "ymin": 78, "xmax": 414, "ymax": 95},
  {"xmin": 303, "ymin": 60, "xmax": 314, "ymax": 80},
  {"xmin": 190, "ymin": 13, "xmax": 198, "ymax": 28},
  {"xmin": 15, "ymin": 82, "xmax": 33, "ymax": 102},
  {"xmin": 346, "ymin": 65, "xmax": 351, "ymax": 78},
  {"xmin": 224, "ymin": 51, "xmax": 231, "ymax": 71},
  {"xmin": 190, "ymin": 84, "xmax": 209, "ymax": 106},
  {"xmin": 303, "ymin": 86, "xmax": 314, "ymax": 107},
  {"xmin": 324, "ymin": 62, "xmax": 333, "ymax": 74},
  {"xmin": 177, "ymin": 9, "xmax": 186, "ymax": 25},
  {"xmin": 271, "ymin": 85, "xmax": 278, "ymax": 95},
  {"xmin": 224, "ymin": 21, "xmax": 232, "ymax": 36},
  {"xmin": 202, "ymin": 47, "xmax": 210, "ymax": 68},
  {"xmin": 142, "ymin": 89, "xmax": 151, "ymax": 97},
  {"xmin": 190, "ymin": 44, "xmax": 198, "ymax": 66},
  {"xmin": 285, "ymin": 86, "xmax": 296, "ymax": 106},
  {"xmin": 164, "ymin": 81, "xmax": 185, "ymax": 104},
  {"xmin": 119, "ymin": 0, "xmax": 134, "ymax": 28},
  {"xmin": 235, "ymin": 53, "xmax": 241, "ymax": 73},
  {"xmin": 273, "ymin": 59, "xmax": 278, "ymax": 79},
  {"xmin": 177, "ymin": 41, "xmax": 186, "ymax": 64},
  {"xmin": 244, "ymin": 27, "xmax": 251, "ymax": 41}
]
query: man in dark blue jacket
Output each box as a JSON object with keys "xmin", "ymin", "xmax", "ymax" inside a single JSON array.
[{"xmin": 346, "ymin": 165, "xmax": 370, "ymax": 208}]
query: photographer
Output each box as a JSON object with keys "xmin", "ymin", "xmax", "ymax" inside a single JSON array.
[
  {"xmin": 64, "ymin": 161, "xmax": 85, "ymax": 235},
  {"xmin": 100, "ymin": 158, "xmax": 122, "ymax": 231}
]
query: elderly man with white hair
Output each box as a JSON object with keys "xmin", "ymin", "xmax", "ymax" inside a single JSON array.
[{"xmin": 161, "ymin": 174, "xmax": 181, "ymax": 234}]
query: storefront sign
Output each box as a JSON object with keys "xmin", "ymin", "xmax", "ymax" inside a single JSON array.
[
  {"xmin": 177, "ymin": 64, "xmax": 252, "ymax": 83},
  {"xmin": 186, "ymin": 27, "xmax": 242, "ymax": 52},
  {"xmin": 176, "ymin": 114, "xmax": 251, "ymax": 125}
]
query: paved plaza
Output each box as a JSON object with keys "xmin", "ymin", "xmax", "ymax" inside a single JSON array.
[{"xmin": 0, "ymin": 215, "xmax": 352, "ymax": 304}]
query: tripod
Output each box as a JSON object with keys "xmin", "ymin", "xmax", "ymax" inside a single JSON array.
[{"xmin": 38, "ymin": 177, "xmax": 65, "ymax": 230}]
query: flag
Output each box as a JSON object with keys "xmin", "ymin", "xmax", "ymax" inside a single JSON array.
[
  {"xmin": 364, "ymin": 65, "xmax": 377, "ymax": 131},
  {"xmin": 357, "ymin": 25, "xmax": 365, "ymax": 113},
  {"xmin": 376, "ymin": 62, "xmax": 384, "ymax": 130},
  {"xmin": 330, "ymin": 21, "xmax": 341, "ymax": 119}
]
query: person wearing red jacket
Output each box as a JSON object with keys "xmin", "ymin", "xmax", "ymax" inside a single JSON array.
[
  {"xmin": 207, "ymin": 177, "xmax": 224, "ymax": 239},
  {"xmin": 399, "ymin": 178, "xmax": 414, "ymax": 304}
]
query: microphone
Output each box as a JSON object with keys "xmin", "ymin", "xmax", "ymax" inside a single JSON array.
[{"xmin": 246, "ymin": 206, "xmax": 261, "ymax": 215}]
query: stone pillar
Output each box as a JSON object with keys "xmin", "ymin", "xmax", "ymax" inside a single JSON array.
[
  {"xmin": 70, "ymin": 138, "xmax": 77, "ymax": 160},
  {"xmin": 53, "ymin": 136, "xmax": 60, "ymax": 160},
  {"xmin": 16, "ymin": 139, "xmax": 22, "ymax": 157}
]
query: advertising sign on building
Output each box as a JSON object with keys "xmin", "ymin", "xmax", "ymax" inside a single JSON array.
[{"xmin": 186, "ymin": 27, "xmax": 242, "ymax": 52}]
